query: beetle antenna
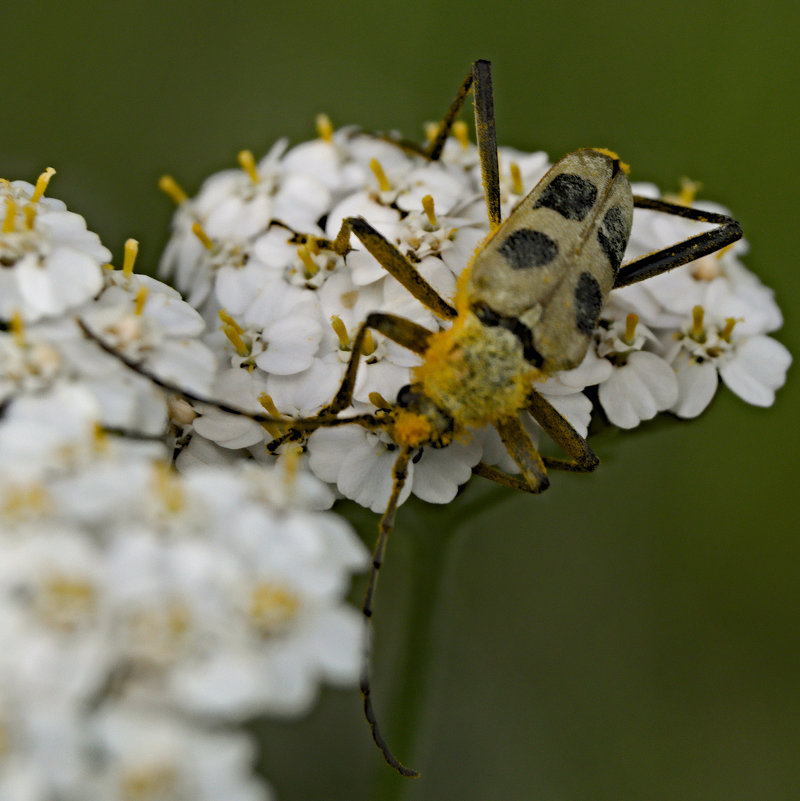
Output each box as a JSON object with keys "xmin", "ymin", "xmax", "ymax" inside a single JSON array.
[{"xmin": 361, "ymin": 445, "xmax": 420, "ymax": 778}]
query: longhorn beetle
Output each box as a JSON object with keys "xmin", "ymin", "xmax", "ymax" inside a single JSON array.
[{"xmin": 81, "ymin": 59, "xmax": 742, "ymax": 778}]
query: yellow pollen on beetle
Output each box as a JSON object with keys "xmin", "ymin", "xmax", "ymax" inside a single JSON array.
[
  {"xmin": 623, "ymin": 313, "xmax": 639, "ymax": 345},
  {"xmin": 10, "ymin": 310, "xmax": 25, "ymax": 346},
  {"xmin": 237, "ymin": 149, "xmax": 260, "ymax": 184},
  {"xmin": 392, "ymin": 408, "xmax": 432, "ymax": 448},
  {"xmin": 368, "ymin": 391, "xmax": 391, "ymax": 409},
  {"xmin": 330, "ymin": 315, "xmax": 350, "ymax": 350},
  {"xmin": 421, "ymin": 194, "xmax": 437, "ymax": 228},
  {"xmin": 2, "ymin": 196, "xmax": 17, "ymax": 233},
  {"xmin": 510, "ymin": 162, "xmax": 524, "ymax": 195},
  {"xmin": 297, "ymin": 244, "xmax": 318, "ymax": 278},
  {"xmin": 152, "ymin": 461, "xmax": 185, "ymax": 515},
  {"xmin": 191, "ymin": 221, "xmax": 214, "ymax": 251},
  {"xmin": 133, "ymin": 285, "xmax": 148, "ymax": 315},
  {"xmin": 122, "ymin": 238, "xmax": 139, "ymax": 279},
  {"xmin": 30, "ymin": 167, "xmax": 56, "ymax": 204},
  {"xmin": 258, "ymin": 393, "xmax": 285, "ymax": 438},
  {"xmin": 690, "ymin": 305, "xmax": 705, "ymax": 341},
  {"xmin": 158, "ymin": 174, "xmax": 188, "ymax": 206},
  {"xmin": 593, "ymin": 148, "xmax": 630, "ymax": 175},
  {"xmin": 369, "ymin": 158, "xmax": 392, "ymax": 192},
  {"xmin": 453, "ymin": 120, "xmax": 469, "ymax": 148},
  {"xmin": 316, "ymin": 113, "xmax": 334, "ymax": 142},
  {"xmin": 719, "ymin": 317, "xmax": 737, "ymax": 342}
]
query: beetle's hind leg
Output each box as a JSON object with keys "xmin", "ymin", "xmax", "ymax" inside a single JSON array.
[
  {"xmin": 475, "ymin": 392, "xmax": 599, "ymax": 491},
  {"xmin": 614, "ymin": 196, "xmax": 743, "ymax": 288}
]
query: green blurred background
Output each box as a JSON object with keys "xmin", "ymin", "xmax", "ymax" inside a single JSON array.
[{"xmin": 4, "ymin": 1, "xmax": 798, "ymax": 799}]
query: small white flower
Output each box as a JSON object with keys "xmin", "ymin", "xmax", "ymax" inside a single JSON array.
[{"xmin": 0, "ymin": 176, "xmax": 109, "ymax": 323}]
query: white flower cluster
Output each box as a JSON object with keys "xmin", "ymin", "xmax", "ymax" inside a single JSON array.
[
  {"xmin": 158, "ymin": 124, "xmax": 790, "ymax": 513},
  {"xmin": 0, "ymin": 175, "xmax": 368, "ymax": 800},
  {"xmin": 0, "ymin": 122, "xmax": 791, "ymax": 795}
]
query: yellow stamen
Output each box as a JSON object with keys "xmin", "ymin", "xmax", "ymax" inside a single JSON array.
[
  {"xmin": 30, "ymin": 167, "xmax": 56, "ymax": 203},
  {"xmin": 152, "ymin": 462, "xmax": 184, "ymax": 515},
  {"xmin": 133, "ymin": 285, "xmax": 148, "ymax": 315},
  {"xmin": 716, "ymin": 242, "xmax": 734, "ymax": 260},
  {"xmin": 453, "ymin": 120, "xmax": 469, "ymax": 148},
  {"xmin": 369, "ymin": 391, "xmax": 391, "ymax": 409},
  {"xmin": 191, "ymin": 221, "xmax": 214, "ymax": 251},
  {"xmin": 424, "ymin": 121, "xmax": 439, "ymax": 143},
  {"xmin": 218, "ymin": 308, "xmax": 244, "ymax": 335},
  {"xmin": 362, "ymin": 328, "xmax": 376, "ymax": 356},
  {"xmin": 92, "ymin": 423, "xmax": 110, "ymax": 453},
  {"xmin": 421, "ymin": 194, "xmax": 437, "ymax": 227},
  {"xmin": 623, "ymin": 313, "xmax": 639, "ymax": 345},
  {"xmin": 38, "ymin": 575, "xmax": 96, "ymax": 631},
  {"xmin": 101, "ymin": 262, "xmax": 115, "ymax": 271},
  {"xmin": 679, "ymin": 177, "xmax": 701, "ymax": 207},
  {"xmin": 2, "ymin": 482, "xmax": 52, "ymax": 519},
  {"xmin": 238, "ymin": 149, "xmax": 260, "ymax": 184},
  {"xmin": 249, "ymin": 582, "xmax": 299, "ymax": 636},
  {"xmin": 306, "ymin": 236, "xmax": 320, "ymax": 256},
  {"xmin": 690, "ymin": 305, "xmax": 705, "ymax": 341},
  {"xmin": 222, "ymin": 323, "xmax": 249, "ymax": 357},
  {"xmin": 158, "ymin": 174, "xmax": 188, "ymax": 205},
  {"xmin": 297, "ymin": 244, "xmax": 319, "ymax": 278},
  {"xmin": 282, "ymin": 443, "xmax": 302, "ymax": 491},
  {"xmin": 2, "ymin": 196, "xmax": 17, "ymax": 233},
  {"xmin": 719, "ymin": 317, "xmax": 737, "ymax": 342},
  {"xmin": 23, "ymin": 203, "xmax": 37, "ymax": 229},
  {"xmin": 122, "ymin": 238, "xmax": 139, "ymax": 279},
  {"xmin": 510, "ymin": 162, "xmax": 524, "ymax": 195},
  {"xmin": 369, "ymin": 158, "xmax": 392, "ymax": 192},
  {"xmin": 330, "ymin": 315, "xmax": 350, "ymax": 350},
  {"xmin": 316, "ymin": 113, "xmax": 333, "ymax": 142},
  {"xmin": 258, "ymin": 393, "xmax": 285, "ymax": 439},
  {"xmin": 10, "ymin": 311, "xmax": 24, "ymax": 346}
]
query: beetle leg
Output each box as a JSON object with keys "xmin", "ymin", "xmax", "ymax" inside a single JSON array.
[{"xmin": 614, "ymin": 196, "xmax": 743, "ymax": 288}]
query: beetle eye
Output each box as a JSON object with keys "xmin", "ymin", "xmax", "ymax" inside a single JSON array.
[{"xmin": 396, "ymin": 385, "xmax": 413, "ymax": 406}]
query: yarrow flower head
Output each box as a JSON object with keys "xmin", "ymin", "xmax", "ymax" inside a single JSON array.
[
  {"xmin": 0, "ymin": 79, "xmax": 791, "ymax": 790},
  {"xmin": 153, "ymin": 126, "xmax": 789, "ymax": 516},
  {"xmin": 0, "ymin": 172, "xmax": 371, "ymax": 799}
]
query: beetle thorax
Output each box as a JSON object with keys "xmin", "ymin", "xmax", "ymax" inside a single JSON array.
[{"xmin": 412, "ymin": 311, "xmax": 539, "ymax": 432}]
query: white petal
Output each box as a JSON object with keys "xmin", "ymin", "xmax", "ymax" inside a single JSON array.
[
  {"xmin": 719, "ymin": 336, "xmax": 792, "ymax": 406},
  {"xmin": 670, "ymin": 355, "xmax": 718, "ymax": 418}
]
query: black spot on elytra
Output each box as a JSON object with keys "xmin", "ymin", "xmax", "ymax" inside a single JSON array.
[
  {"xmin": 499, "ymin": 229, "xmax": 558, "ymax": 270},
  {"xmin": 597, "ymin": 206, "xmax": 630, "ymax": 274},
  {"xmin": 574, "ymin": 272, "xmax": 603, "ymax": 334},
  {"xmin": 534, "ymin": 173, "xmax": 597, "ymax": 221}
]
